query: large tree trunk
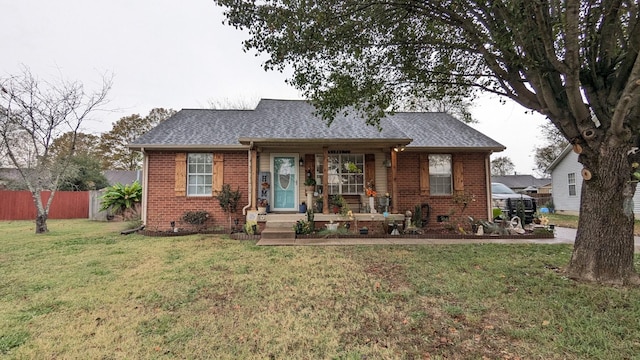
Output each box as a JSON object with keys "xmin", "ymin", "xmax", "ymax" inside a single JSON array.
[
  {"xmin": 31, "ymin": 190, "xmax": 49, "ymax": 234},
  {"xmin": 35, "ymin": 213, "xmax": 49, "ymax": 234},
  {"xmin": 567, "ymin": 144, "xmax": 639, "ymax": 285}
]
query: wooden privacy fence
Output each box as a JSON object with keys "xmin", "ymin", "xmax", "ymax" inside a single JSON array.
[
  {"xmin": 531, "ymin": 193, "xmax": 553, "ymax": 208},
  {"xmin": 0, "ymin": 190, "xmax": 90, "ymax": 220}
]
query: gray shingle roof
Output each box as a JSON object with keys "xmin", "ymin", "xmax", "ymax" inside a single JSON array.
[
  {"xmin": 492, "ymin": 175, "xmax": 552, "ymax": 189},
  {"xmin": 129, "ymin": 99, "xmax": 504, "ymax": 151}
]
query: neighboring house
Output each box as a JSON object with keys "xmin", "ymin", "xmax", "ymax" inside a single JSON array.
[
  {"xmin": 128, "ymin": 99, "xmax": 505, "ymax": 231},
  {"xmin": 548, "ymin": 145, "xmax": 640, "ymax": 215},
  {"xmin": 103, "ymin": 170, "xmax": 141, "ymax": 187},
  {"xmin": 492, "ymin": 175, "xmax": 552, "ymax": 194}
]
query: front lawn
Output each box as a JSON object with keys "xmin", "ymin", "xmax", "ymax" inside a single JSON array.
[
  {"xmin": 547, "ymin": 213, "xmax": 640, "ymax": 235},
  {"xmin": 1, "ymin": 220, "xmax": 639, "ymax": 359}
]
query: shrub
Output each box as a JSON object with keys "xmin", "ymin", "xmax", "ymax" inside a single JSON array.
[
  {"xmin": 215, "ymin": 184, "xmax": 242, "ymax": 231},
  {"xmin": 181, "ymin": 211, "xmax": 210, "ymax": 225},
  {"xmin": 294, "ymin": 219, "xmax": 314, "ymax": 235},
  {"xmin": 412, "ymin": 204, "xmax": 423, "ymax": 228},
  {"xmin": 99, "ymin": 181, "xmax": 142, "ymax": 219},
  {"xmin": 244, "ymin": 220, "xmax": 258, "ymax": 235}
]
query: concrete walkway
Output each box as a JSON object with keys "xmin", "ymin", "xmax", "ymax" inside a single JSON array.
[{"xmin": 257, "ymin": 227, "xmax": 640, "ymax": 253}]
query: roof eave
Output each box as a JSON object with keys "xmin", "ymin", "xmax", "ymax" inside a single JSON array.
[
  {"xmin": 406, "ymin": 145, "xmax": 506, "ymax": 152},
  {"xmin": 127, "ymin": 144, "xmax": 250, "ymax": 151},
  {"xmin": 546, "ymin": 144, "xmax": 573, "ymax": 172},
  {"xmin": 238, "ymin": 137, "xmax": 412, "ymax": 146}
]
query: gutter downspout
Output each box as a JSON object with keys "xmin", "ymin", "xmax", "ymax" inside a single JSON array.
[
  {"xmin": 485, "ymin": 153, "xmax": 492, "ymax": 220},
  {"xmin": 141, "ymin": 148, "xmax": 149, "ymax": 226},
  {"xmin": 242, "ymin": 141, "xmax": 254, "ymax": 215}
]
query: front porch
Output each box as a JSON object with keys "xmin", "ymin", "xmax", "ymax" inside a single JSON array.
[{"xmin": 256, "ymin": 212, "xmax": 408, "ymax": 243}]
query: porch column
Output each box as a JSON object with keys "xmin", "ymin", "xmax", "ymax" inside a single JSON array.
[
  {"xmin": 391, "ymin": 148, "xmax": 398, "ymax": 213},
  {"xmin": 323, "ymin": 146, "xmax": 329, "ymax": 214}
]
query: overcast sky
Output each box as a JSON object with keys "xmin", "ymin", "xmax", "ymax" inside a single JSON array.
[{"xmin": 3, "ymin": 0, "xmax": 549, "ymax": 175}]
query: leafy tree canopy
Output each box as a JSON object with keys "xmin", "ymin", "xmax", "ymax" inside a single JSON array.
[
  {"xmin": 58, "ymin": 154, "xmax": 110, "ymax": 191},
  {"xmin": 50, "ymin": 132, "xmax": 101, "ymax": 159},
  {"xmin": 216, "ymin": 0, "xmax": 639, "ymax": 132},
  {"xmin": 99, "ymin": 108, "xmax": 176, "ymax": 170}
]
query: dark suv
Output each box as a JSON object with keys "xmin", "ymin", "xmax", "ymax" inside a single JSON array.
[{"xmin": 491, "ymin": 182, "xmax": 537, "ymax": 224}]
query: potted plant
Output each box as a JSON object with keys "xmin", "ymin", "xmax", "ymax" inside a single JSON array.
[
  {"xmin": 304, "ymin": 177, "xmax": 316, "ymax": 192},
  {"xmin": 330, "ymin": 194, "xmax": 347, "ymax": 214},
  {"xmin": 325, "ymin": 219, "xmax": 339, "ymax": 231},
  {"xmin": 257, "ymin": 198, "xmax": 268, "ymax": 214}
]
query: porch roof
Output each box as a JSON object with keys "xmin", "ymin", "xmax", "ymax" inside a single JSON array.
[{"xmin": 129, "ymin": 99, "xmax": 505, "ymax": 152}]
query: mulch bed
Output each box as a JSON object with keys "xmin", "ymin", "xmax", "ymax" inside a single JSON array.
[
  {"xmin": 295, "ymin": 232, "xmax": 555, "ymax": 240},
  {"xmin": 136, "ymin": 229, "xmax": 228, "ymax": 237},
  {"xmin": 135, "ymin": 228, "xmax": 554, "ymax": 240}
]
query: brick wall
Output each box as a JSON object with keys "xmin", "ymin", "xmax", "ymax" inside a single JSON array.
[
  {"xmin": 391, "ymin": 152, "xmax": 489, "ymax": 228},
  {"xmin": 145, "ymin": 151, "xmax": 248, "ymax": 231},
  {"xmin": 145, "ymin": 149, "xmax": 490, "ymax": 232}
]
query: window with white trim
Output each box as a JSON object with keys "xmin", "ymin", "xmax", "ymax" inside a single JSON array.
[
  {"xmin": 429, "ymin": 154, "xmax": 452, "ymax": 195},
  {"xmin": 315, "ymin": 154, "xmax": 364, "ymax": 194},
  {"xmin": 568, "ymin": 172, "xmax": 576, "ymax": 196},
  {"xmin": 187, "ymin": 153, "xmax": 213, "ymax": 196}
]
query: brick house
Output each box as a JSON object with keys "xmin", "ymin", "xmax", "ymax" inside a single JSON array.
[{"xmin": 129, "ymin": 99, "xmax": 504, "ymax": 233}]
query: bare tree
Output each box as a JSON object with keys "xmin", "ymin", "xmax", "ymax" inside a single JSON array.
[
  {"xmin": 207, "ymin": 97, "xmax": 259, "ymax": 110},
  {"xmin": 0, "ymin": 68, "xmax": 111, "ymax": 233},
  {"xmin": 534, "ymin": 122, "xmax": 569, "ymax": 176},
  {"xmin": 399, "ymin": 96, "xmax": 477, "ymax": 124},
  {"xmin": 491, "ymin": 156, "xmax": 515, "ymax": 176}
]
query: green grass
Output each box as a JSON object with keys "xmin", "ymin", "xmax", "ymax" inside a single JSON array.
[
  {"xmin": 1, "ymin": 219, "xmax": 640, "ymax": 359},
  {"xmin": 546, "ymin": 213, "xmax": 640, "ymax": 235}
]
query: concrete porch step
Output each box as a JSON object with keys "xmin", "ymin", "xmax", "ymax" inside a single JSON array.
[
  {"xmin": 264, "ymin": 220, "xmax": 299, "ymax": 229},
  {"xmin": 258, "ymin": 214, "xmax": 305, "ymax": 242},
  {"xmin": 260, "ymin": 227, "xmax": 296, "ymax": 240}
]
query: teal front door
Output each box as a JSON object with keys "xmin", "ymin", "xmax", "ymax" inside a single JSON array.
[{"xmin": 272, "ymin": 155, "xmax": 298, "ymax": 211}]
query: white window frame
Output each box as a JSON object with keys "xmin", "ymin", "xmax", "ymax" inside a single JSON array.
[
  {"xmin": 429, "ymin": 154, "xmax": 452, "ymax": 196},
  {"xmin": 568, "ymin": 172, "xmax": 576, "ymax": 197},
  {"xmin": 187, "ymin": 153, "xmax": 213, "ymax": 196},
  {"xmin": 315, "ymin": 154, "xmax": 365, "ymax": 195}
]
